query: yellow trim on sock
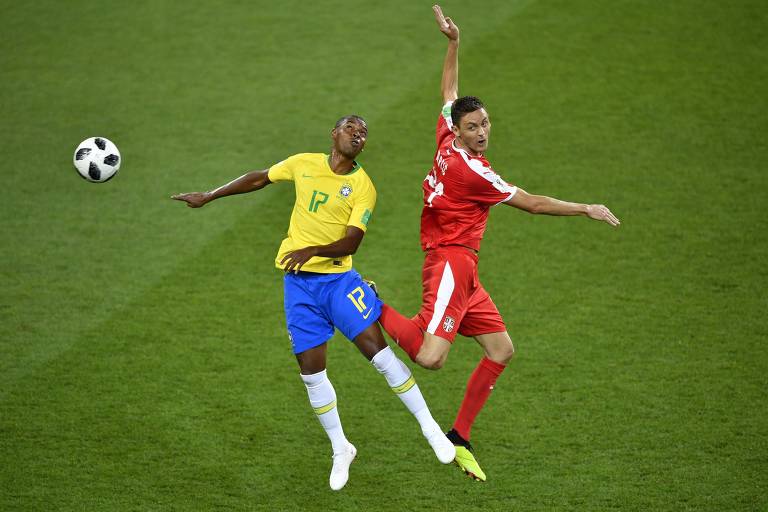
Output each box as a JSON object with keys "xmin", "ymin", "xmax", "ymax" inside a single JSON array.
[
  {"xmin": 313, "ymin": 400, "xmax": 337, "ymax": 415},
  {"xmin": 391, "ymin": 375, "xmax": 416, "ymax": 394}
]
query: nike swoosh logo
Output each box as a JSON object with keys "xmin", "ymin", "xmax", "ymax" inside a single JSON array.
[
  {"xmin": 362, "ymin": 309, "xmax": 373, "ymax": 319},
  {"xmin": 302, "ymin": 174, "xmax": 314, "ymax": 178}
]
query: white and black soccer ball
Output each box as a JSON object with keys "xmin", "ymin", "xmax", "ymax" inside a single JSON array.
[{"xmin": 73, "ymin": 137, "xmax": 121, "ymax": 183}]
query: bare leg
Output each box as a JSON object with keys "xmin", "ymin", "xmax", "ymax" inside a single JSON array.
[
  {"xmin": 295, "ymin": 342, "xmax": 328, "ymax": 374},
  {"xmin": 474, "ymin": 331, "xmax": 515, "ymax": 364},
  {"xmin": 414, "ymin": 332, "xmax": 453, "ymax": 370},
  {"xmin": 378, "ymin": 304, "xmax": 453, "ymax": 370},
  {"xmin": 351, "ymin": 322, "xmax": 388, "ymax": 360}
]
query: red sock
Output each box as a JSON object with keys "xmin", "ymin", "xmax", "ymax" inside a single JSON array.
[
  {"xmin": 453, "ymin": 357, "xmax": 506, "ymax": 441},
  {"xmin": 379, "ymin": 304, "xmax": 424, "ymax": 362}
]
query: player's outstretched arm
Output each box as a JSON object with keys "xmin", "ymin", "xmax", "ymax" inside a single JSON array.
[
  {"xmin": 433, "ymin": 5, "xmax": 460, "ymax": 103},
  {"xmin": 280, "ymin": 227, "xmax": 366, "ymax": 273},
  {"xmin": 504, "ymin": 188, "xmax": 621, "ymax": 226},
  {"xmin": 171, "ymin": 169, "xmax": 272, "ymax": 208}
]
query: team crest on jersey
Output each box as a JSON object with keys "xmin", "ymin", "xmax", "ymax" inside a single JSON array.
[
  {"xmin": 339, "ymin": 184, "xmax": 353, "ymax": 197},
  {"xmin": 443, "ymin": 316, "xmax": 455, "ymax": 333}
]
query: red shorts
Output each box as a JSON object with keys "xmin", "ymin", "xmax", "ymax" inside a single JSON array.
[{"xmin": 413, "ymin": 246, "xmax": 506, "ymax": 342}]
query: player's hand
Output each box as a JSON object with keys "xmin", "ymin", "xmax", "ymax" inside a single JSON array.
[
  {"xmin": 281, "ymin": 246, "xmax": 319, "ymax": 273},
  {"xmin": 171, "ymin": 192, "xmax": 211, "ymax": 208},
  {"xmin": 586, "ymin": 204, "xmax": 621, "ymax": 226},
  {"xmin": 433, "ymin": 5, "xmax": 459, "ymax": 41}
]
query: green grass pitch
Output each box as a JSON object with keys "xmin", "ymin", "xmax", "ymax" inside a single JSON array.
[{"xmin": 1, "ymin": 0, "xmax": 766, "ymax": 510}]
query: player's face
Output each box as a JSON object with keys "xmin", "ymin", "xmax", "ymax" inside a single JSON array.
[
  {"xmin": 332, "ymin": 119, "xmax": 368, "ymax": 159},
  {"xmin": 453, "ymin": 108, "xmax": 491, "ymax": 155}
]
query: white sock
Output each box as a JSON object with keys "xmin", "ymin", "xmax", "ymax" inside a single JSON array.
[
  {"xmin": 301, "ymin": 370, "xmax": 348, "ymax": 454},
  {"xmin": 371, "ymin": 346, "xmax": 442, "ymax": 436}
]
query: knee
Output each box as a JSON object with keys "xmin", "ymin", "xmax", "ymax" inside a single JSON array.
[
  {"xmin": 353, "ymin": 325, "xmax": 388, "ymax": 361},
  {"xmin": 415, "ymin": 352, "xmax": 446, "ymax": 370},
  {"xmin": 489, "ymin": 339, "xmax": 515, "ymax": 365},
  {"xmin": 502, "ymin": 341, "xmax": 516, "ymax": 363}
]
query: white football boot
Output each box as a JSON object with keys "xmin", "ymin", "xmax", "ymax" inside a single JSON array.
[{"xmin": 329, "ymin": 442, "xmax": 357, "ymax": 491}]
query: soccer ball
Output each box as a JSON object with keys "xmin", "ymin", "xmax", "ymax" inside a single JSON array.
[{"xmin": 73, "ymin": 137, "xmax": 121, "ymax": 183}]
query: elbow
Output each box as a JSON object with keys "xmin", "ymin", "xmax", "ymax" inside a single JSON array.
[
  {"xmin": 343, "ymin": 238, "xmax": 361, "ymax": 256},
  {"xmin": 526, "ymin": 197, "xmax": 548, "ymax": 215},
  {"xmin": 528, "ymin": 196, "xmax": 552, "ymax": 215},
  {"xmin": 251, "ymin": 171, "xmax": 271, "ymax": 190},
  {"xmin": 343, "ymin": 228, "xmax": 365, "ymax": 256}
]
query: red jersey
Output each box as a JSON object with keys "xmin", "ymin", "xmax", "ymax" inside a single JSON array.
[{"xmin": 420, "ymin": 103, "xmax": 518, "ymax": 252}]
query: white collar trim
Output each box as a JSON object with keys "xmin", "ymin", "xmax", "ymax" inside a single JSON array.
[{"xmin": 451, "ymin": 140, "xmax": 484, "ymax": 159}]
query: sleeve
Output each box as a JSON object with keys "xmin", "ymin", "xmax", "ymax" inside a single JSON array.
[
  {"xmin": 347, "ymin": 180, "xmax": 377, "ymax": 232},
  {"xmin": 436, "ymin": 102, "xmax": 454, "ymax": 148},
  {"xmin": 267, "ymin": 154, "xmax": 299, "ymax": 182},
  {"xmin": 462, "ymin": 159, "xmax": 518, "ymax": 207}
]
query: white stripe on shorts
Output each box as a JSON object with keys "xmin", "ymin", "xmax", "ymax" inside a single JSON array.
[{"xmin": 426, "ymin": 261, "xmax": 455, "ymax": 334}]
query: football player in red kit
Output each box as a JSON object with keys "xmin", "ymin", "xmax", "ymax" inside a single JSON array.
[{"xmin": 378, "ymin": 5, "xmax": 621, "ymax": 481}]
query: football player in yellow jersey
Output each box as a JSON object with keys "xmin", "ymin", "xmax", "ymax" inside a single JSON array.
[{"xmin": 172, "ymin": 115, "xmax": 455, "ymax": 491}]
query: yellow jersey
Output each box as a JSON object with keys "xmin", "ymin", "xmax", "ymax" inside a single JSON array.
[{"xmin": 267, "ymin": 153, "xmax": 376, "ymax": 273}]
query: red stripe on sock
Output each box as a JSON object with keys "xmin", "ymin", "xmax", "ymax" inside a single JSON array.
[
  {"xmin": 379, "ymin": 304, "xmax": 424, "ymax": 362},
  {"xmin": 453, "ymin": 357, "xmax": 506, "ymax": 441}
]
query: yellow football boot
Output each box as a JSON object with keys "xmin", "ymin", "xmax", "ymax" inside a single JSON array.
[
  {"xmin": 447, "ymin": 429, "xmax": 487, "ymax": 482},
  {"xmin": 453, "ymin": 445, "xmax": 487, "ymax": 481}
]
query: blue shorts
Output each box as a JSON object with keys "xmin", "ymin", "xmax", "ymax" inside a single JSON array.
[{"xmin": 283, "ymin": 269, "xmax": 382, "ymax": 354}]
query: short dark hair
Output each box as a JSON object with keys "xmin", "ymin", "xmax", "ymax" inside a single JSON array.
[
  {"xmin": 451, "ymin": 96, "xmax": 485, "ymax": 126},
  {"xmin": 335, "ymin": 114, "xmax": 367, "ymax": 130}
]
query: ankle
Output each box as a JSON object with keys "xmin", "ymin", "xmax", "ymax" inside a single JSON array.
[{"xmin": 446, "ymin": 428, "xmax": 472, "ymax": 450}]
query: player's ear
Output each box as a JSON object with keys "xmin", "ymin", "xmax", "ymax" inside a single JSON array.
[{"xmin": 451, "ymin": 124, "xmax": 461, "ymax": 136}]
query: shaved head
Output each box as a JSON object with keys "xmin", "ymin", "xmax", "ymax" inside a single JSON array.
[{"xmin": 335, "ymin": 115, "xmax": 367, "ymax": 130}]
